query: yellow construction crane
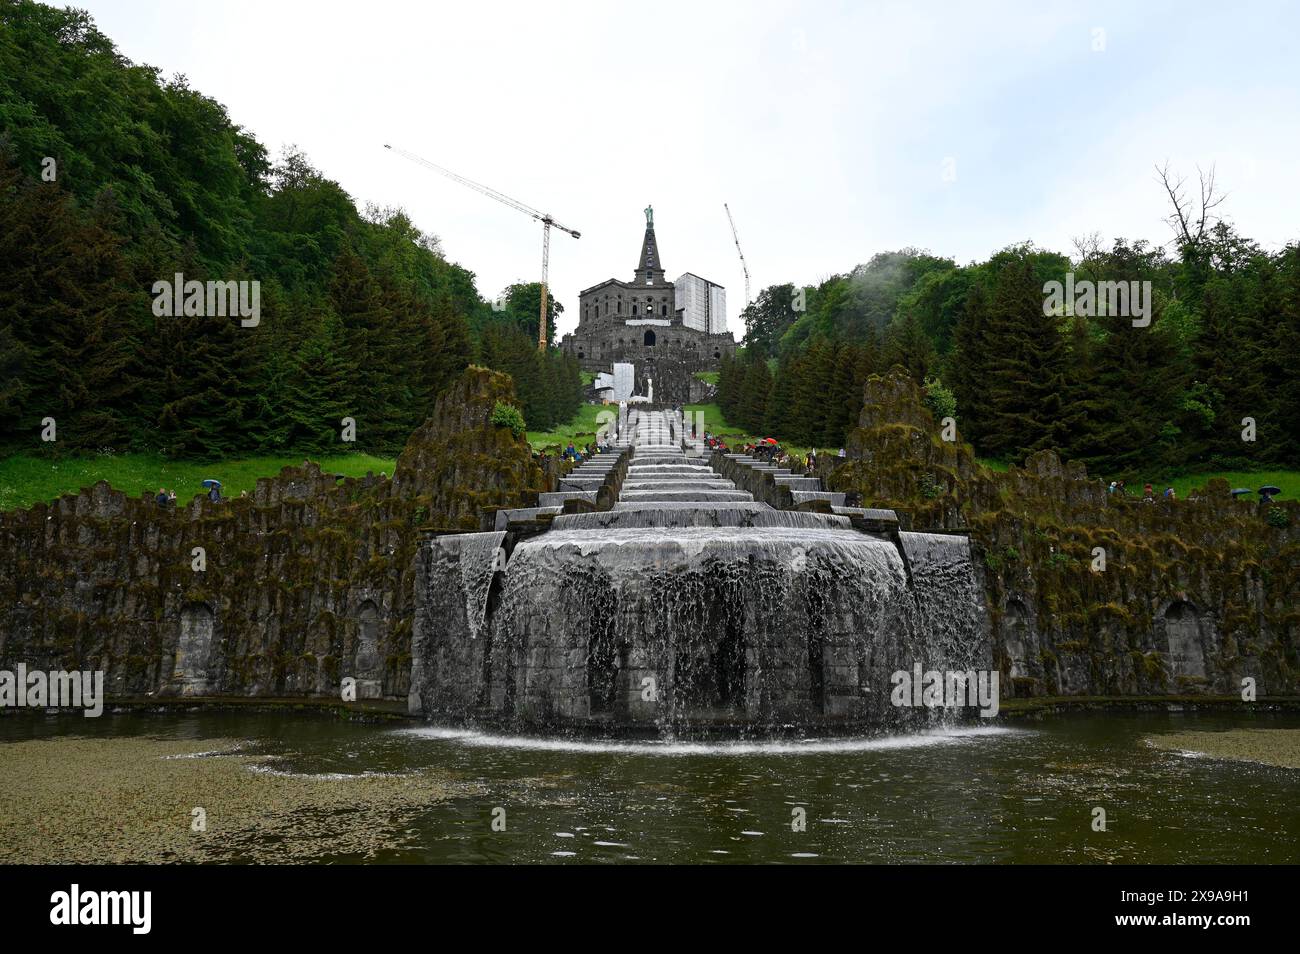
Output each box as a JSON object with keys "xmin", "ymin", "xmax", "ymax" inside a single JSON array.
[{"xmin": 384, "ymin": 143, "xmax": 580, "ymax": 351}]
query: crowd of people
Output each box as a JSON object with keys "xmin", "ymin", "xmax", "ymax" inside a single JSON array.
[
  {"xmin": 693, "ymin": 430, "xmax": 853, "ymax": 475},
  {"xmin": 1108, "ymin": 480, "xmax": 1281, "ymax": 505}
]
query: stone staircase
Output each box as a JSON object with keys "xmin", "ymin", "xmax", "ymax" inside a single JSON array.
[
  {"xmin": 497, "ymin": 408, "xmax": 869, "ymax": 526},
  {"xmin": 719, "ymin": 452, "xmax": 847, "ymax": 508}
]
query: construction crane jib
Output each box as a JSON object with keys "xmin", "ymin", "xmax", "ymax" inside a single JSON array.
[
  {"xmin": 384, "ymin": 144, "xmax": 579, "ymax": 351},
  {"xmin": 724, "ymin": 202, "xmax": 751, "ymax": 308}
]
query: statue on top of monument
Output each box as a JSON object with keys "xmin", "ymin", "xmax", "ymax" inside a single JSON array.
[{"xmin": 644, "ymin": 204, "xmax": 653, "ymax": 227}]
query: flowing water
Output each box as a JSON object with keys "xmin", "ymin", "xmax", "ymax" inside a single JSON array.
[
  {"xmin": 12, "ymin": 411, "xmax": 1280, "ymax": 864},
  {"xmin": 4, "ymin": 709, "xmax": 1298, "ymax": 863},
  {"xmin": 411, "ymin": 410, "xmax": 987, "ymax": 732}
]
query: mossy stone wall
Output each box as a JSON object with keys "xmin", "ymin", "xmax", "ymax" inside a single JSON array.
[
  {"xmin": 827, "ymin": 370, "xmax": 1299, "ymax": 697},
  {"xmin": 0, "ymin": 367, "xmax": 547, "ymax": 701}
]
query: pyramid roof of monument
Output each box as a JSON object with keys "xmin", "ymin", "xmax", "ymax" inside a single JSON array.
[{"xmin": 638, "ymin": 224, "xmax": 661, "ymax": 274}]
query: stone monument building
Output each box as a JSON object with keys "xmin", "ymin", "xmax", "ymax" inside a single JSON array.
[{"xmin": 559, "ymin": 207, "xmax": 736, "ymax": 405}]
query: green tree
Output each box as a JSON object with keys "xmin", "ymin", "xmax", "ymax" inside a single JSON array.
[
  {"xmin": 278, "ymin": 313, "xmax": 355, "ymax": 453},
  {"xmin": 0, "ymin": 157, "xmax": 138, "ymax": 448},
  {"xmin": 980, "ymin": 256, "xmax": 1071, "ymax": 460}
]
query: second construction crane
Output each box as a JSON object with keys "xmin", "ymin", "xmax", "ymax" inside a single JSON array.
[
  {"xmin": 384, "ymin": 144, "xmax": 579, "ymax": 351},
  {"xmin": 724, "ymin": 203, "xmax": 751, "ymax": 308}
]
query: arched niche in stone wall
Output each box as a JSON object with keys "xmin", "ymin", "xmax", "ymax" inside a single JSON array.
[
  {"xmin": 176, "ymin": 603, "xmax": 214, "ymax": 694},
  {"xmin": 1003, "ymin": 598, "xmax": 1033, "ymax": 678},
  {"xmin": 644, "ymin": 329, "xmax": 656, "ymax": 346},
  {"xmin": 1162, "ymin": 600, "xmax": 1207, "ymax": 679},
  {"xmin": 354, "ymin": 599, "xmax": 383, "ymax": 699},
  {"xmin": 672, "ymin": 613, "xmax": 746, "ymax": 717}
]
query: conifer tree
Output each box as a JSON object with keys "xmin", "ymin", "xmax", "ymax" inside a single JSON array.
[
  {"xmin": 980, "ymin": 258, "xmax": 1071, "ymax": 460},
  {"xmin": 789, "ymin": 339, "xmax": 834, "ymax": 445},
  {"xmin": 763, "ymin": 354, "xmax": 797, "ymax": 439},
  {"xmin": 882, "ymin": 309, "xmax": 936, "ymax": 382},
  {"xmin": 1059, "ymin": 314, "xmax": 1107, "ymax": 467},
  {"xmin": 278, "ymin": 313, "xmax": 355, "ymax": 453},
  {"xmin": 948, "ymin": 280, "xmax": 992, "ymax": 447},
  {"xmin": 737, "ymin": 351, "xmax": 771, "ymax": 433},
  {"xmin": 0, "ymin": 165, "xmax": 138, "ymax": 448},
  {"xmin": 824, "ymin": 344, "xmax": 865, "ymax": 447},
  {"xmin": 1269, "ymin": 244, "xmax": 1300, "ymax": 464},
  {"xmin": 1078, "ymin": 305, "xmax": 1181, "ymax": 478}
]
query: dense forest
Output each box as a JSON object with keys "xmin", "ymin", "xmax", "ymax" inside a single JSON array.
[
  {"xmin": 5, "ymin": 0, "xmax": 1294, "ymax": 481},
  {"xmin": 721, "ymin": 208, "xmax": 1299, "ymax": 481},
  {"xmin": 0, "ymin": 0, "xmax": 580, "ymax": 458}
]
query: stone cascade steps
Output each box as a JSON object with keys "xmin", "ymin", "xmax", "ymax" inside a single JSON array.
[
  {"xmin": 616, "ymin": 409, "xmax": 758, "ymax": 508},
  {"xmin": 625, "ymin": 468, "xmax": 717, "ymax": 477},
  {"xmin": 558, "ymin": 478, "xmax": 607, "ymax": 491},
  {"xmin": 621, "ymin": 481, "xmax": 738, "ymax": 491},
  {"xmin": 539, "ymin": 490, "xmax": 596, "ymax": 507},
  {"xmin": 773, "ymin": 476, "xmax": 823, "ymax": 491},
  {"xmin": 619, "ymin": 490, "xmax": 754, "ymax": 502},
  {"xmin": 719, "ymin": 452, "xmax": 843, "ymax": 507},
  {"xmin": 493, "ymin": 505, "xmax": 563, "ymax": 530},
  {"xmin": 791, "ymin": 490, "xmax": 847, "ymax": 506},
  {"xmin": 540, "ymin": 447, "xmax": 632, "ymax": 509},
  {"xmin": 561, "ymin": 410, "xmax": 852, "ymax": 514}
]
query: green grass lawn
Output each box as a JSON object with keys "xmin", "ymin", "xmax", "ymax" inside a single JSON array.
[
  {"xmin": 693, "ymin": 371, "xmax": 720, "ymax": 385},
  {"xmin": 682, "ymin": 403, "xmax": 749, "ymax": 444},
  {"xmin": 7, "ymin": 438, "xmax": 1290, "ymax": 514},
  {"xmin": 529, "ymin": 400, "xmax": 825, "ymax": 458},
  {"xmin": 1163, "ymin": 469, "xmax": 1298, "ymax": 501},
  {"xmin": 526, "ymin": 403, "xmax": 615, "ymax": 452},
  {"xmin": 682, "ymin": 422, "xmax": 1297, "ymax": 502},
  {"xmin": 0, "ymin": 452, "xmax": 396, "ymax": 512},
  {"xmin": 979, "ymin": 457, "xmax": 1295, "ymax": 499}
]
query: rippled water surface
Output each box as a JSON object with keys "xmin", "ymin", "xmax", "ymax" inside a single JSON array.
[{"xmin": 5, "ymin": 710, "xmax": 1298, "ymax": 863}]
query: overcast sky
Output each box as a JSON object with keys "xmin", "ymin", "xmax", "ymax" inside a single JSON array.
[{"xmin": 79, "ymin": 0, "xmax": 1300, "ymax": 339}]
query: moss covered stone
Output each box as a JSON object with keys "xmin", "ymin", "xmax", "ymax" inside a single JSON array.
[
  {"xmin": 0, "ymin": 367, "xmax": 557, "ymax": 701},
  {"xmin": 829, "ymin": 369, "xmax": 1299, "ymax": 698}
]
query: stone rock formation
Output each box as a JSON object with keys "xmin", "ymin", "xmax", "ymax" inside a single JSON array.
[
  {"xmin": 0, "ymin": 367, "xmax": 545, "ymax": 702},
  {"xmin": 830, "ymin": 369, "xmax": 1300, "ymax": 698}
]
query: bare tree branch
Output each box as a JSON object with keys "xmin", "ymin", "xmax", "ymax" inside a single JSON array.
[
  {"xmin": 1156, "ymin": 161, "xmax": 1227, "ymax": 253},
  {"xmin": 1072, "ymin": 231, "xmax": 1104, "ymax": 281}
]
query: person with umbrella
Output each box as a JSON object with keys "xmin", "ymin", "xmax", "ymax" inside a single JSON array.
[
  {"xmin": 202, "ymin": 478, "xmax": 222, "ymax": 503},
  {"xmin": 1258, "ymin": 485, "xmax": 1283, "ymax": 504}
]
